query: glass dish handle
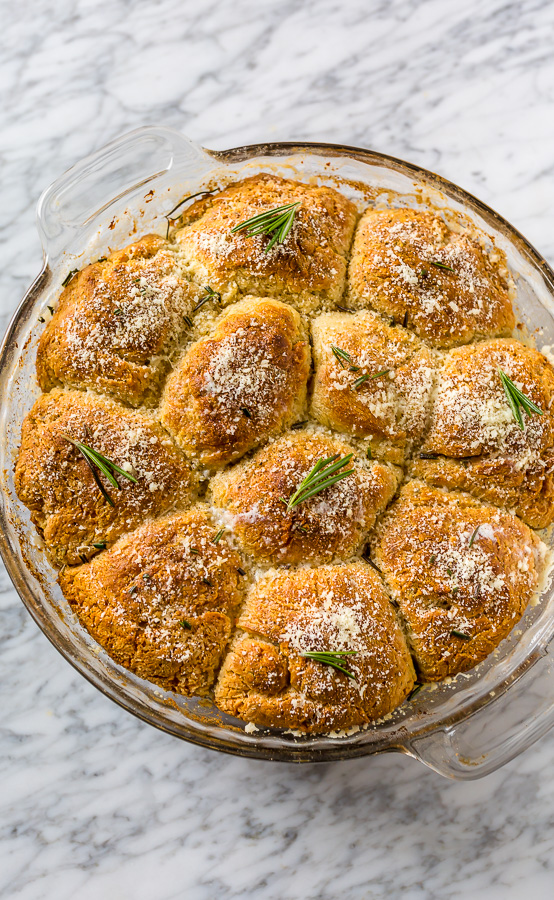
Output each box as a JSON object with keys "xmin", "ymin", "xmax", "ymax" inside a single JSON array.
[
  {"xmin": 409, "ymin": 642, "xmax": 554, "ymax": 778},
  {"xmin": 36, "ymin": 126, "xmax": 215, "ymax": 261}
]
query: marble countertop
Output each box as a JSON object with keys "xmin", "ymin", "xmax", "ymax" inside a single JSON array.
[{"xmin": 2, "ymin": 1, "xmax": 554, "ymax": 897}]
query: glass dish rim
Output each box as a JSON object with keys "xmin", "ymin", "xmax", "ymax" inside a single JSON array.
[{"xmin": 2, "ymin": 130, "xmax": 554, "ymax": 773}]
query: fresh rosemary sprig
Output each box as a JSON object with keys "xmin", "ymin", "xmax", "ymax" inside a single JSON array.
[
  {"xmin": 498, "ymin": 369, "xmax": 543, "ymax": 430},
  {"xmin": 301, "ymin": 649, "xmax": 358, "ymax": 679},
  {"xmin": 282, "ymin": 453, "xmax": 354, "ymax": 510},
  {"xmin": 331, "ymin": 345, "xmax": 359, "ymax": 371},
  {"xmin": 230, "ymin": 202, "xmax": 300, "ymax": 252},
  {"xmin": 407, "ymin": 682, "xmax": 423, "ymax": 700},
  {"xmin": 62, "ymin": 434, "xmax": 138, "ymax": 506},
  {"xmin": 62, "ymin": 269, "xmax": 78, "ymax": 287},
  {"xmin": 192, "ymin": 285, "xmax": 222, "ymax": 313},
  {"xmin": 352, "ymin": 370, "xmax": 389, "ymax": 391}
]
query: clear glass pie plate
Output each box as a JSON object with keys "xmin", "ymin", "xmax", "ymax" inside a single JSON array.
[{"xmin": 2, "ymin": 126, "xmax": 554, "ymax": 779}]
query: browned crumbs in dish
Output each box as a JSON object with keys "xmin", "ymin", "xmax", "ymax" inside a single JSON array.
[{"xmin": 16, "ymin": 172, "xmax": 551, "ymax": 734}]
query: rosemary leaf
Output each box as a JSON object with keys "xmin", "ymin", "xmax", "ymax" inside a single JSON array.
[
  {"xmin": 283, "ymin": 453, "xmax": 354, "ymax": 510},
  {"xmin": 429, "ymin": 260, "xmax": 454, "ymax": 272},
  {"xmin": 64, "ymin": 439, "xmax": 114, "ymax": 507},
  {"xmin": 468, "ymin": 525, "xmax": 480, "ymax": 547},
  {"xmin": 212, "ymin": 528, "xmax": 225, "ymax": 544},
  {"xmin": 331, "ymin": 345, "xmax": 358, "ymax": 370},
  {"xmin": 352, "ymin": 370, "xmax": 389, "ymax": 391},
  {"xmin": 92, "ymin": 541, "xmax": 107, "ymax": 550},
  {"xmin": 82, "ymin": 444, "xmax": 138, "ymax": 485},
  {"xmin": 498, "ymin": 369, "xmax": 543, "ymax": 431},
  {"xmin": 181, "ymin": 619, "xmax": 192, "ymax": 630},
  {"xmin": 291, "ymin": 420, "xmax": 308, "ymax": 430},
  {"xmin": 192, "ymin": 285, "xmax": 222, "ymax": 313},
  {"xmin": 451, "ymin": 629, "xmax": 471, "ymax": 641},
  {"xmin": 230, "ymin": 202, "xmax": 300, "ymax": 252},
  {"xmin": 62, "ymin": 434, "xmax": 138, "ymax": 506},
  {"xmin": 62, "ymin": 269, "xmax": 78, "ymax": 287},
  {"xmin": 301, "ymin": 650, "xmax": 358, "ymax": 679},
  {"xmin": 407, "ymin": 683, "xmax": 423, "ymax": 700}
]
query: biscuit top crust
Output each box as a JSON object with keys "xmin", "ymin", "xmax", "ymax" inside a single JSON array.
[
  {"xmin": 412, "ymin": 339, "xmax": 554, "ymax": 527},
  {"xmin": 214, "ymin": 562, "xmax": 415, "ymax": 732},
  {"xmin": 347, "ymin": 208, "xmax": 515, "ymax": 347},
  {"xmin": 160, "ymin": 297, "xmax": 311, "ymax": 468},
  {"xmin": 422, "ymin": 339, "xmax": 554, "ymax": 460},
  {"xmin": 372, "ymin": 481, "xmax": 544, "ymax": 680},
  {"xmin": 36, "ymin": 235, "xmax": 201, "ymax": 406},
  {"xmin": 14, "ymin": 389, "xmax": 194, "ymax": 566},
  {"xmin": 209, "ymin": 430, "xmax": 398, "ymax": 565},
  {"xmin": 310, "ymin": 310, "xmax": 436, "ymax": 461},
  {"xmin": 173, "ymin": 174, "xmax": 357, "ymax": 305},
  {"xmin": 59, "ymin": 507, "xmax": 245, "ymax": 696}
]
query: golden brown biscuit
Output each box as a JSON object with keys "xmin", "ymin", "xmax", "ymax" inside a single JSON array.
[
  {"xmin": 160, "ymin": 297, "xmax": 311, "ymax": 468},
  {"xmin": 37, "ymin": 235, "xmax": 202, "ymax": 406},
  {"xmin": 372, "ymin": 481, "xmax": 545, "ymax": 681},
  {"xmin": 310, "ymin": 310, "xmax": 437, "ymax": 464},
  {"xmin": 60, "ymin": 508, "xmax": 245, "ymax": 696},
  {"xmin": 173, "ymin": 174, "xmax": 357, "ymax": 314},
  {"xmin": 14, "ymin": 389, "xmax": 194, "ymax": 566},
  {"xmin": 210, "ymin": 430, "xmax": 398, "ymax": 565},
  {"xmin": 214, "ymin": 563, "xmax": 415, "ymax": 733},
  {"xmin": 347, "ymin": 208, "xmax": 515, "ymax": 347},
  {"xmin": 411, "ymin": 339, "xmax": 554, "ymax": 528}
]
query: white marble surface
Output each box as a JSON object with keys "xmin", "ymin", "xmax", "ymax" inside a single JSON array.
[{"xmin": 2, "ymin": 1, "xmax": 554, "ymax": 897}]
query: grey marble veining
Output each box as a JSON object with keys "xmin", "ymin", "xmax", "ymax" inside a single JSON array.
[{"xmin": 2, "ymin": 0, "xmax": 554, "ymax": 897}]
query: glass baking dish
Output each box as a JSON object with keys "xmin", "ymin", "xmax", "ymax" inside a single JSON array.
[{"xmin": 2, "ymin": 125, "xmax": 554, "ymax": 779}]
